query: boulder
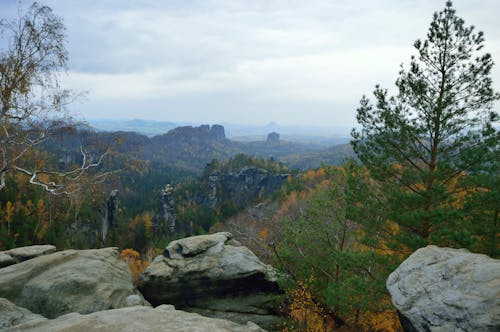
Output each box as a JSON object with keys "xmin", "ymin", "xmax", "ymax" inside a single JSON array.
[
  {"xmin": 140, "ymin": 232, "xmax": 282, "ymax": 330},
  {"xmin": 4, "ymin": 245, "xmax": 56, "ymax": 262},
  {"xmin": 0, "ymin": 298, "xmax": 45, "ymax": 329},
  {"xmin": 0, "ymin": 253, "xmax": 16, "ymax": 268},
  {"xmin": 387, "ymin": 245, "xmax": 500, "ymax": 332},
  {"xmin": 0, "ymin": 245, "xmax": 56, "ymax": 267},
  {"xmin": 0, "ymin": 247, "xmax": 148, "ymax": 318},
  {"xmin": 3, "ymin": 302, "xmax": 265, "ymax": 332}
]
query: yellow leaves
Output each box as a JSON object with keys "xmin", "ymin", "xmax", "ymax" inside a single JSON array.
[
  {"xmin": 364, "ymin": 310, "xmax": 401, "ymax": 332},
  {"xmin": 5, "ymin": 201, "xmax": 15, "ymax": 223},
  {"xmin": 129, "ymin": 211, "xmax": 154, "ymax": 239},
  {"xmin": 258, "ymin": 229, "xmax": 268, "ymax": 240},
  {"xmin": 302, "ymin": 168, "xmax": 328, "ymax": 185},
  {"xmin": 120, "ymin": 248, "xmax": 141, "ymax": 260},
  {"xmin": 119, "ymin": 248, "xmax": 149, "ymax": 285},
  {"xmin": 355, "ymin": 298, "xmax": 402, "ymax": 332},
  {"xmin": 279, "ymin": 191, "xmax": 299, "ymax": 216},
  {"xmin": 285, "ymin": 278, "xmax": 335, "ymax": 332},
  {"xmin": 142, "ymin": 212, "xmax": 153, "ymax": 238},
  {"xmin": 392, "ymin": 163, "xmax": 403, "ymax": 172},
  {"xmin": 34, "ymin": 199, "xmax": 49, "ymax": 241}
]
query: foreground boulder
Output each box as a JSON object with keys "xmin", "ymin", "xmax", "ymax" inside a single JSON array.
[
  {"xmin": 387, "ymin": 245, "xmax": 500, "ymax": 332},
  {"xmin": 140, "ymin": 232, "xmax": 282, "ymax": 330},
  {"xmin": 0, "ymin": 247, "xmax": 148, "ymax": 318},
  {"xmin": 0, "ymin": 298, "xmax": 45, "ymax": 329},
  {"xmin": 0, "ymin": 298, "xmax": 265, "ymax": 332},
  {"xmin": 0, "ymin": 245, "xmax": 56, "ymax": 268}
]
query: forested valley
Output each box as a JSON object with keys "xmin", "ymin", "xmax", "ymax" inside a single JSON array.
[{"xmin": 0, "ymin": 2, "xmax": 498, "ymax": 332}]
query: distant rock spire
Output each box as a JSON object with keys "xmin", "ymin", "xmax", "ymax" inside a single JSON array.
[
  {"xmin": 266, "ymin": 132, "xmax": 280, "ymax": 144},
  {"xmin": 155, "ymin": 184, "xmax": 176, "ymax": 234}
]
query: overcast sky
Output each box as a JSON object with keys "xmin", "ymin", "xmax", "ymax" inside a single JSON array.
[{"xmin": 1, "ymin": 0, "xmax": 499, "ymax": 127}]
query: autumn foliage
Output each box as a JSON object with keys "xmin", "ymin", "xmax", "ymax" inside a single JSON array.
[{"xmin": 119, "ymin": 248, "xmax": 154, "ymax": 285}]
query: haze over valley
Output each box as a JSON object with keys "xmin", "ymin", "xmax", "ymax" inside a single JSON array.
[{"xmin": 1, "ymin": 1, "xmax": 499, "ymax": 332}]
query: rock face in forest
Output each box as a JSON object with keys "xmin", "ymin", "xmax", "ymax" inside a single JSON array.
[
  {"xmin": 0, "ymin": 298, "xmax": 265, "ymax": 332},
  {"xmin": 200, "ymin": 166, "xmax": 289, "ymax": 209},
  {"xmin": 154, "ymin": 184, "xmax": 176, "ymax": 235},
  {"xmin": 387, "ymin": 245, "xmax": 500, "ymax": 332},
  {"xmin": 0, "ymin": 247, "xmax": 148, "ymax": 319},
  {"xmin": 139, "ymin": 232, "xmax": 282, "ymax": 331}
]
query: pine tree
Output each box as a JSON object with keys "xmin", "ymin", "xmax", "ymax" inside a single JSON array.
[{"xmin": 351, "ymin": 1, "xmax": 499, "ymax": 252}]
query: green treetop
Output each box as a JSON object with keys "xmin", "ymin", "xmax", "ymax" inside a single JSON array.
[{"xmin": 351, "ymin": 1, "xmax": 499, "ymax": 252}]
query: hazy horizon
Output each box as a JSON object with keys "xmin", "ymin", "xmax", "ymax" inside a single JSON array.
[{"xmin": 2, "ymin": 0, "xmax": 499, "ymax": 126}]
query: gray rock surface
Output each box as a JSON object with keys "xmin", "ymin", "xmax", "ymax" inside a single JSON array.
[
  {"xmin": 0, "ymin": 247, "xmax": 148, "ymax": 318},
  {"xmin": 0, "ymin": 298, "xmax": 45, "ymax": 329},
  {"xmin": 124, "ymin": 295, "xmax": 143, "ymax": 307},
  {"xmin": 201, "ymin": 166, "xmax": 289, "ymax": 209},
  {"xmin": 4, "ymin": 245, "xmax": 56, "ymax": 262},
  {"xmin": 4, "ymin": 303, "xmax": 265, "ymax": 332},
  {"xmin": 154, "ymin": 183, "xmax": 176, "ymax": 235},
  {"xmin": 140, "ymin": 232, "xmax": 282, "ymax": 330},
  {"xmin": 0, "ymin": 253, "xmax": 16, "ymax": 268},
  {"xmin": 387, "ymin": 245, "xmax": 500, "ymax": 332},
  {"xmin": 0, "ymin": 245, "xmax": 56, "ymax": 267}
]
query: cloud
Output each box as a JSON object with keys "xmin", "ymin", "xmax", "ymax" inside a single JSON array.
[{"xmin": 2, "ymin": 0, "xmax": 500, "ymax": 126}]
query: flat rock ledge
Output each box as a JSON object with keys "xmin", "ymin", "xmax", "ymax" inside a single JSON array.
[
  {"xmin": 0, "ymin": 245, "xmax": 56, "ymax": 268},
  {"xmin": 0, "ymin": 298, "xmax": 265, "ymax": 332},
  {"xmin": 387, "ymin": 245, "xmax": 500, "ymax": 332}
]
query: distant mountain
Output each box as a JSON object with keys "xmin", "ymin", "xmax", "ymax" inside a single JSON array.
[
  {"xmin": 87, "ymin": 118, "xmax": 352, "ymax": 146},
  {"xmin": 44, "ymin": 124, "xmax": 354, "ymax": 173}
]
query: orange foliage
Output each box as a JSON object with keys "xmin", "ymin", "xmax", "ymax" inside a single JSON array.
[
  {"xmin": 284, "ymin": 278, "xmax": 335, "ymax": 332},
  {"xmin": 119, "ymin": 248, "xmax": 150, "ymax": 285},
  {"xmin": 259, "ymin": 229, "xmax": 268, "ymax": 240},
  {"xmin": 360, "ymin": 308, "xmax": 401, "ymax": 332}
]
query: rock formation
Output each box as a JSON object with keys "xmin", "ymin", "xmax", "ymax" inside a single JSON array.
[
  {"xmin": 139, "ymin": 232, "xmax": 282, "ymax": 330},
  {"xmin": 387, "ymin": 245, "xmax": 500, "ymax": 332},
  {"xmin": 0, "ymin": 298, "xmax": 45, "ymax": 329},
  {"xmin": 0, "ymin": 245, "xmax": 55, "ymax": 268},
  {"xmin": 0, "ymin": 298, "xmax": 265, "ymax": 331},
  {"xmin": 0, "ymin": 247, "xmax": 148, "ymax": 318},
  {"xmin": 210, "ymin": 124, "xmax": 226, "ymax": 140},
  {"xmin": 201, "ymin": 166, "xmax": 288, "ymax": 209},
  {"xmin": 106, "ymin": 189, "xmax": 119, "ymax": 229},
  {"xmin": 154, "ymin": 184, "xmax": 176, "ymax": 234},
  {"xmin": 267, "ymin": 132, "xmax": 280, "ymax": 144}
]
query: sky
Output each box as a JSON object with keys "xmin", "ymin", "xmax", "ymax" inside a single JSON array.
[{"xmin": 1, "ymin": 0, "xmax": 499, "ymax": 127}]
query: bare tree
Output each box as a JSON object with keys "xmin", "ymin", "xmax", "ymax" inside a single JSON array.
[{"xmin": 0, "ymin": 2, "xmax": 106, "ymax": 194}]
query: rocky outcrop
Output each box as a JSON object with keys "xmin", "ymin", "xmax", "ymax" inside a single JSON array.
[
  {"xmin": 140, "ymin": 232, "xmax": 282, "ymax": 330},
  {"xmin": 201, "ymin": 166, "xmax": 288, "ymax": 208},
  {"xmin": 211, "ymin": 124, "xmax": 226, "ymax": 140},
  {"xmin": 0, "ymin": 298, "xmax": 45, "ymax": 329},
  {"xmin": 0, "ymin": 245, "xmax": 56, "ymax": 268},
  {"xmin": 154, "ymin": 184, "xmax": 176, "ymax": 235},
  {"xmin": 387, "ymin": 245, "xmax": 500, "ymax": 332},
  {"xmin": 159, "ymin": 124, "xmax": 227, "ymax": 143},
  {"xmin": 1, "ymin": 299, "xmax": 265, "ymax": 332},
  {"xmin": 0, "ymin": 247, "xmax": 148, "ymax": 318},
  {"xmin": 106, "ymin": 189, "xmax": 119, "ymax": 229},
  {"xmin": 0, "ymin": 253, "xmax": 15, "ymax": 268},
  {"xmin": 267, "ymin": 132, "xmax": 280, "ymax": 144}
]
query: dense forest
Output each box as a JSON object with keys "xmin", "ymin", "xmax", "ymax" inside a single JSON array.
[{"xmin": 0, "ymin": 1, "xmax": 498, "ymax": 331}]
